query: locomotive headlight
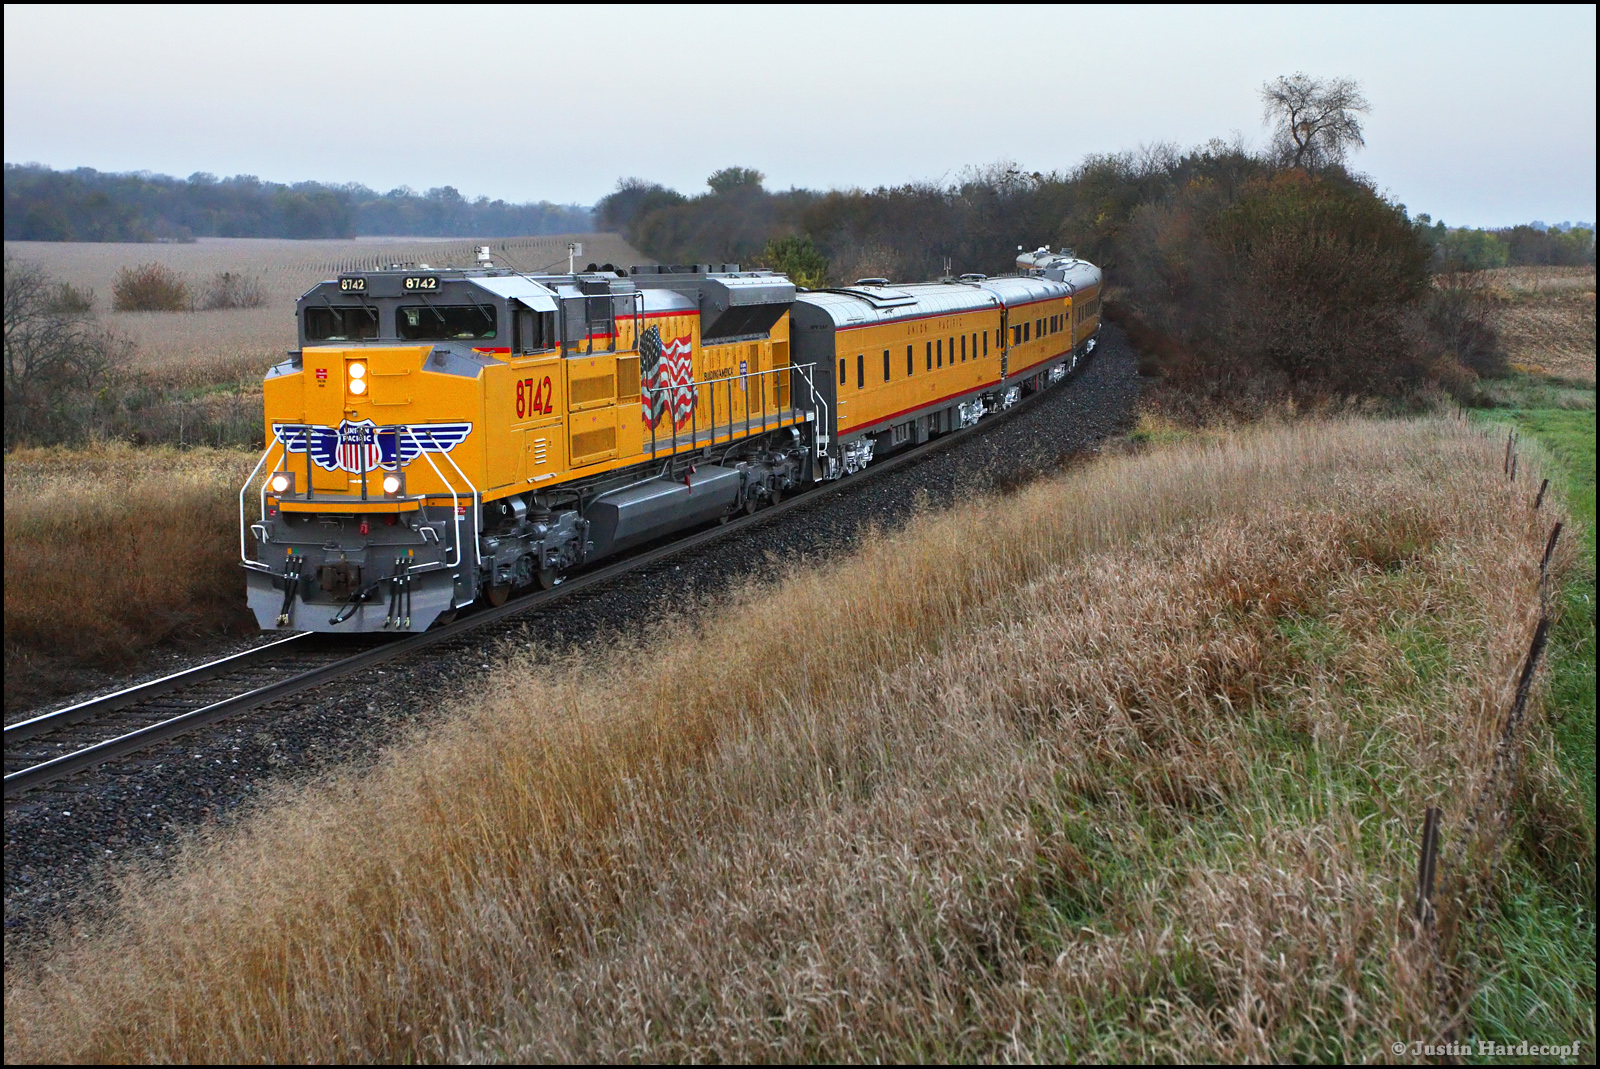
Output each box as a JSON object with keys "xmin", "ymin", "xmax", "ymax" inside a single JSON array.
[
  {"xmin": 382, "ymin": 472, "xmax": 405, "ymax": 498},
  {"xmin": 270, "ymin": 474, "xmax": 289, "ymax": 493},
  {"xmin": 349, "ymin": 378, "xmax": 368, "ymax": 395},
  {"xmin": 348, "ymin": 362, "xmax": 366, "ymax": 380},
  {"xmin": 268, "ymin": 471, "xmax": 295, "ymax": 495}
]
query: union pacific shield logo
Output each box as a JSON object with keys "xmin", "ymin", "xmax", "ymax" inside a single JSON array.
[
  {"xmin": 337, "ymin": 423, "xmax": 382, "ymax": 473},
  {"xmin": 273, "ymin": 419, "xmax": 472, "ymax": 473}
]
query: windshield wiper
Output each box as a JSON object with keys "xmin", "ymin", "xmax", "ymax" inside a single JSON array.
[{"xmin": 413, "ymin": 290, "xmax": 448, "ymax": 325}]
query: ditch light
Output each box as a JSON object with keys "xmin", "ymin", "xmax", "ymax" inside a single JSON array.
[{"xmin": 268, "ymin": 471, "xmax": 296, "ymax": 495}]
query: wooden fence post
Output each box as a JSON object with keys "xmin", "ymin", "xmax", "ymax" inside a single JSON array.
[
  {"xmin": 1541, "ymin": 523, "xmax": 1563, "ymax": 581},
  {"xmin": 1416, "ymin": 807, "xmax": 1442, "ymax": 927}
]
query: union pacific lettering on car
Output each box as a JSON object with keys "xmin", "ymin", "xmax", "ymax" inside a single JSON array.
[{"xmin": 242, "ymin": 248, "xmax": 1101, "ymax": 633}]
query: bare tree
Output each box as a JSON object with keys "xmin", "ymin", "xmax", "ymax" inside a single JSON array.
[
  {"xmin": 4, "ymin": 252, "xmax": 129, "ymax": 446},
  {"xmin": 1261, "ymin": 73, "xmax": 1370, "ymax": 172}
]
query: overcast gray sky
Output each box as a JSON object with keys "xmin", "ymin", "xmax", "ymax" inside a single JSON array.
[{"xmin": 4, "ymin": 4, "xmax": 1594, "ymax": 228}]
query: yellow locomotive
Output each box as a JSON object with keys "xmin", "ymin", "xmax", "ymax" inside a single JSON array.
[{"xmin": 242, "ymin": 248, "xmax": 1100, "ymax": 632}]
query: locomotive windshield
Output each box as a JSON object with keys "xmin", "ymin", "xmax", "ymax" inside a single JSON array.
[
  {"xmin": 305, "ymin": 305, "xmax": 379, "ymax": 341},
  {"xmin": 397, "ymin": 305, "xmax": 497, "ymax": 340}
]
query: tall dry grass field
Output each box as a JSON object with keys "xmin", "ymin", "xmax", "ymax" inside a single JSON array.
[
  {"xmin": 4, "ymin": 233, "xmax": 650, "ymax": 383},
  {"xmin": 3, "ymin": 444, "xmax": 261, "ymax": 710},
  {"xmin": 4, "ymin": 418, "xmax": 1589, "ymax": 1061}
]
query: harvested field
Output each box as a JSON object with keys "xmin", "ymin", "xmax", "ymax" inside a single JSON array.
[
  {"xmin": 3, "ymin": 234, "xmax": 651, "ymax": 382},
  {"xmin": 4, "ymin": 416, "xmax": 1589, "ymax": 1062},
  {"xmin": 1480, "ymin": 266, "xmax": 1597, "ymax": 384}
]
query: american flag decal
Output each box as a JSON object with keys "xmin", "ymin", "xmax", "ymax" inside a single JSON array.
[{"xmin": 639, "ymin": 325, "xmax": 696, "ymax": 430}]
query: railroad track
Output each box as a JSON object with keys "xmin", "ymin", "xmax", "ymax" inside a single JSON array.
[{"xmin": 3, "ymin": 362, "xmax": 1090, "ymax": 801}]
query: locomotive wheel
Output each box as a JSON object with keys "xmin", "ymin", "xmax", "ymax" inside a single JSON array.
[
  {"xmin": 432, "ymin": 610, "xmax": 458, "ymax": 628},
  {"xmin": 770, "ymin": 487, "xmax": 783, "ymax": 506},
  {"xmin": 536, "ymin": 566, "xmax": 558, "ymax": 590},
  {"xmin": 486, "ymin": 583, "xmax": 511, "ymax": 607},
  {"xmin": 744, "ymin": 493, "xmax": 759, "ymax": 516}
]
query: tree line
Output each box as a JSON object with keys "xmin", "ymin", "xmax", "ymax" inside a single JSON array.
[
  {"xmin": 1415, "ymin": 217, "xmax": 1595, "ymax": 271},
  {"xmin": 599, "ymin": 75, "xmax": 1580, "ymax": 409},
  {"xmin": 3, "ymin": 164, "xmax": 594, "ymax": 241}
]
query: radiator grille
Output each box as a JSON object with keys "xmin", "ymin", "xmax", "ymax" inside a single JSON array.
[
  {"xmin": 570, "ymin": 427, "xmax": 616, "ymax": 460},
  {"xmin": 570, "ymin": 374, "xmax": 615, "ymax": 406},
  {"xmin": 615, "ymin": 357, "xmax": 641, "ymax": 403}
]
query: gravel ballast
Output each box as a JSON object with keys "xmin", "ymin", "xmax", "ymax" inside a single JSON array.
[{"xmin": 3, "ymin": 326, "xmax": 1141, "ymax": 949}]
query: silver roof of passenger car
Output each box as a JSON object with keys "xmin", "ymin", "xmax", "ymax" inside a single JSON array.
[
  {"xmin": 1014, "ymin": 248, "xmax": 1104, "ymax": 291},
  {"xmin": 976, "ymin": 276, "xmax": 1073, "ymax": 307},
  {"xmin": 793, "ymin": 282, "xmax": 1005, "ymax": 330}
]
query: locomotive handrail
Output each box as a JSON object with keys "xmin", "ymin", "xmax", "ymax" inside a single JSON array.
[
  {"xmin": 418, "ymin": 426, "xmax": 480, "ymax": 571},
  {"xmin": 792, "ymin": 362, "xmax": 828, "ymax": 458},
  {"xmin": 641, "ymin": 361, "xmax": 819, "ymax": 460},
  {"xmin": 398, "ymin": 423, "xmax": 472, "ymax": 572},
  {"xmin": 240, "ymin": 437, "xmax": 287, "ymax": 572}
]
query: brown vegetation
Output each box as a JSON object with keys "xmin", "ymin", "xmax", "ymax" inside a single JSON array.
[
  {"xmin": 2, "ymin": 443, "xmax": 259, "ymax": 710},
  {"xmin": 4, "ymin": 418, "xmax": 1585, "ymax": 1061},
  {"xmin": 200, "ymin": 270, "xmax": 267, "ymax": 310},
  {"xmin": 111, "ymin": 261, "xmax": 190, "ymax": 312}
]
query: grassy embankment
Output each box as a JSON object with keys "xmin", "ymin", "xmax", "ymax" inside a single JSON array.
[
  {"xmin": 1468, "ymin": 373, "xmax": 1595, "ymax": 1051},
  {"xmin": 2, "ymin": 444, "xmax": 259, "ymax": 712},
  {"xmin": 5, "ymin": 416, "xmax": 1591, "ymax": 1062}
]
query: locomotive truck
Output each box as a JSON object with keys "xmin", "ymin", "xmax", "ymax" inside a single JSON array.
[{"xmin": 242, "ymin": 246, "xmax": 1101, "ymax": 632}]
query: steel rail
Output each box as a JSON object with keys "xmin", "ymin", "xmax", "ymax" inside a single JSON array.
[
  {"xmin": 3, "ymin": 351, "xmax": 1092, "ymax": 800},
  {"xmin": 3, "ymin": 634, "xmax": 311, "ymax": 745}
]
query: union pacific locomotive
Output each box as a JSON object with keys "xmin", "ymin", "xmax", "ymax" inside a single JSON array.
[{"xmin": 243, "ymin": 245, "xmax": 1102, "ymax": 632}]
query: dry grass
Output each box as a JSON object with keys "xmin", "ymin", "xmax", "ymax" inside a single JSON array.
[
  {"xmin": 3, "ymin": 234, "xmax": 651, "ymax": 382},
  {"xmin": 2, "ymin": 444, "xmax": 261, "ymax": 711},
  {"xmin": 3, "ymin": 417, "xmax": 1588, "ymax": 1062}
]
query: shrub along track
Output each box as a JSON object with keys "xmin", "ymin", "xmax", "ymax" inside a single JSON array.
[{"xmin": 2, "ymin": 327, "xmax": 1141, "ymax": 945}]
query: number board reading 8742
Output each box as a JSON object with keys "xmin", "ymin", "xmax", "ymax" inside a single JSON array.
[{"xmin": 516, "ymin": 375, "xmax": 555, "ymax": 419}]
